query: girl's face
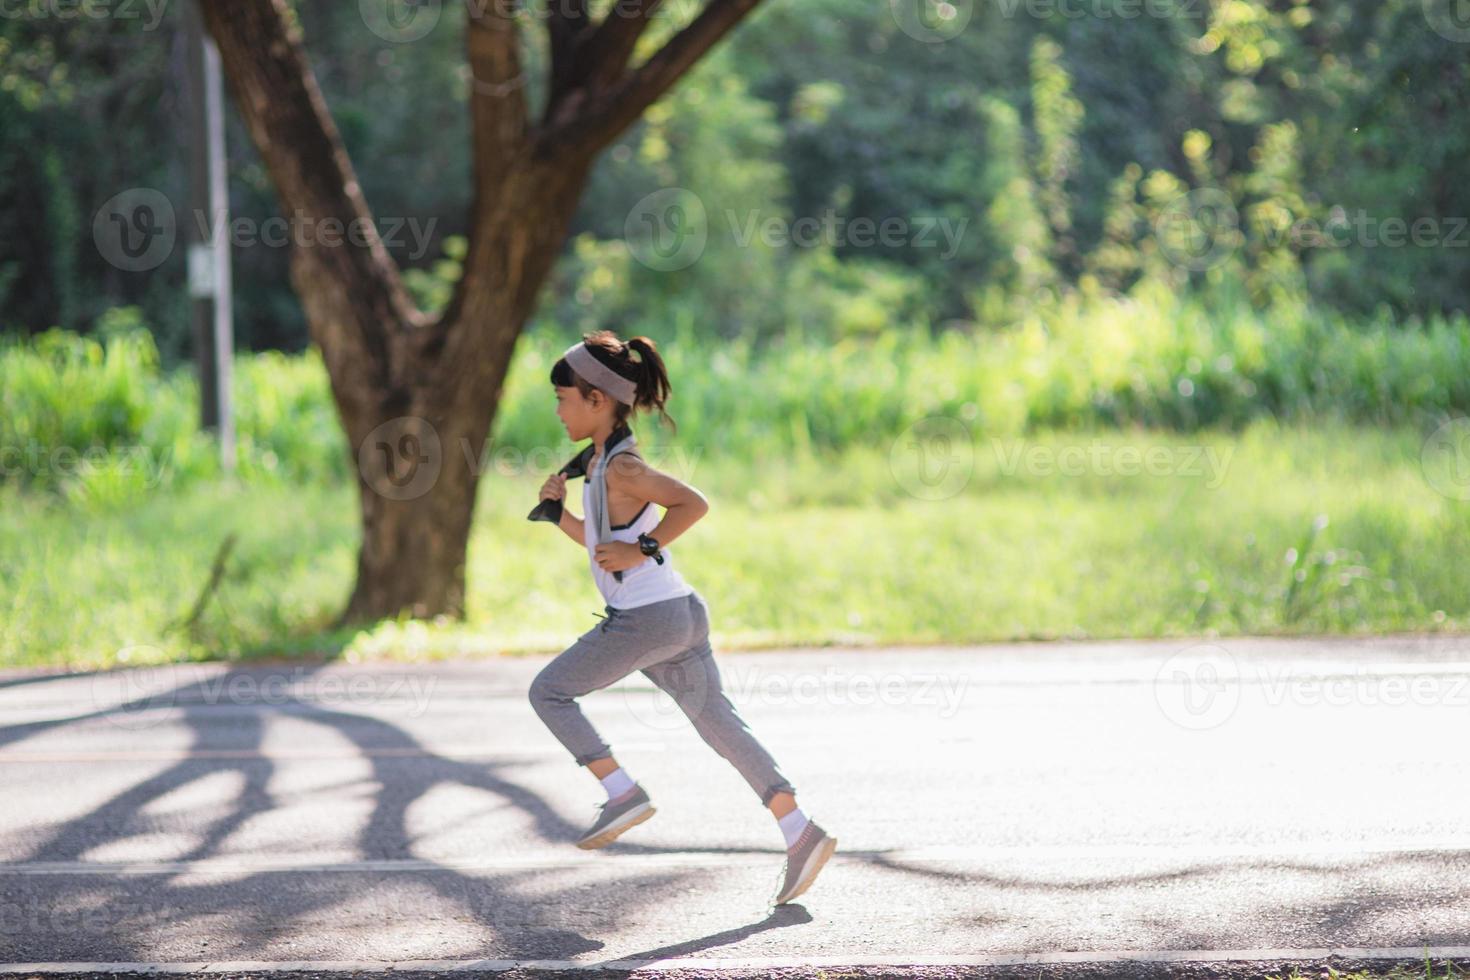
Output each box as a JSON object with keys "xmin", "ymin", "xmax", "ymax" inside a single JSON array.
[{"xmin": 554, "ymin": 384, "xmax": 611, "ymax": 441}]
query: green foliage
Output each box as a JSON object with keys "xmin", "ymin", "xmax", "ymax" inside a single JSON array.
[
  {"xmin": 5, "ymin": 420, "xmax": 1469, "ymax": 666},
  {"xmin": 6, "ymin": 290, "xmax": 1470, "ymax": 512},
  {"xmin": 4, "ymin": 0, "xmax": 1466, "ymax": 350}
]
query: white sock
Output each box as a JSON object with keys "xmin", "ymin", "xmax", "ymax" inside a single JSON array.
[
  {"xmin": 599, "ymin": 767, "xmax": 636, "ymax": 800},
  {"xmin": 777, "ymin": 806, "xmax": 810, "ymax": 849}
]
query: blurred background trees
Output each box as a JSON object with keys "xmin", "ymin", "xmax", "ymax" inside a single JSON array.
[{"xmin": 4, "ymin": 0, "xmax": 1465, "ymax": 355}]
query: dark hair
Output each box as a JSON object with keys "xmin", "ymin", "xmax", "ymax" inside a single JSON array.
[{"xmin": 550, "ymin": 329, "xmax": 676, "ymax": 434}]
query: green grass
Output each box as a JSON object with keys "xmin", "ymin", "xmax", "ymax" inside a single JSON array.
[
  {"xmin": 3, "ymin": 419, "xmax": 1467, "ymax": 669},
  {"xmin": 1266, "ymin": 958, "xmax": 1470, "ymax": 980}
]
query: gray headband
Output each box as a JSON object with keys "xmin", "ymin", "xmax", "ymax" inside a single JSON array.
[{"xmin": 563, "ymin": 341, "xmax": 638, "ymax": 407}]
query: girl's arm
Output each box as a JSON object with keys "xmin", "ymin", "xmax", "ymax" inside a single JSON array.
[
  {"xmin": 540, "ymin": 472, "xmax": 585, "ymax": 546},
  {"xmin": 558, "ymin": 506, "xmax": 586, "ymax": 547},
  {"xmin": 605, "ymin": 453, "xmax": 710, "ymax": 548}
]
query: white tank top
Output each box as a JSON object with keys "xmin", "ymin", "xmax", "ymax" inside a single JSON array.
[{"xmin": 583, "ymin": 479, "xmax": 694, "ymax": 609}]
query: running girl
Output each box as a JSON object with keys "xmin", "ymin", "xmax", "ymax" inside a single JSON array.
[{"xmin": 529, "ymin": 330, "xmax": 837, "ymax": 906}]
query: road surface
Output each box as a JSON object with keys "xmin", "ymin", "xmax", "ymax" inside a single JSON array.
[{"xmin": 1, "ymin": 634, "xmax": 1468, "ymax": 977}]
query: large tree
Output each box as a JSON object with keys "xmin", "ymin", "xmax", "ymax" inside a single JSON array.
[{"xmin": 196, "ymin": 0, "xmax": 765, "ymax": 625}]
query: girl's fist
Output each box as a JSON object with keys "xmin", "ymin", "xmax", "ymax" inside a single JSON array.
[{"xmin": 539, "ymin": 472, "xmax": 567, "ymax": 502}]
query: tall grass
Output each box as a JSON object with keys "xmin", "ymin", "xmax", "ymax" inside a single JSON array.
[
  {"xmin": 4, "ymin": 286, "xmax": 1470, "ymax": 509},
  {"xmin": 3, "ymin": 420, "xmax": 1467, "ymax": 668}
]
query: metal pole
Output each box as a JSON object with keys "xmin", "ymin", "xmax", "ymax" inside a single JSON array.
[{"xmin": 183, "ymin": 0, "xmax": 235, "ymax": 472}]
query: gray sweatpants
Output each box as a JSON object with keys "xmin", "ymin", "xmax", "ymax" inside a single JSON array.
[{"xmin": 529, "ymin": 590, "xmax": 797, "ymax": 807}]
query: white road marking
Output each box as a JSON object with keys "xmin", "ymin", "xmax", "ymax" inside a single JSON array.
[
  {"xmin": 0, "ymin": 743, "xmax": 670, "ymax": 763},
  {"xmin": 3, "ymin": 948, "xmax": 1470, "ymax": 973},
  {"xmin": 4, "ymin": 839, "xmax": 1470, "ymax": 876}
]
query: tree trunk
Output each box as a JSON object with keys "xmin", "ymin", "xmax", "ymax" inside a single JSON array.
[
  {"xmin": 197, "ymin": 0, "xmax": 767, "ymax": 627},
  {"xmin": 333, "ymin": 156, "xmax": 597, "ymax": 625}
]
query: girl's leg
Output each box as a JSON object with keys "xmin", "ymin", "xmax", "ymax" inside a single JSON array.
[
  {"xmin": 766, "ymin": 791, "xmax": 798, "ymax": 819},
  {"xmin": 640, "ymin": 594, "xmax": 801, "ymax": 814},
  {"xmin": 640, "ymin": 593, "xmax": 815, "ymax": 850},
  {"xmin": 528, "ymin": 600, "xmax": 693, "ymax": 787}
]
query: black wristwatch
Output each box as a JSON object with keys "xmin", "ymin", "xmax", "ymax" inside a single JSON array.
[{"xmin": 637, "ymin": 532, "xmax": 664, "ymax": 564}]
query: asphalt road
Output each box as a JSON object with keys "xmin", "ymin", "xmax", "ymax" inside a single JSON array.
[{"xmin": 1, "ymin": 634, "xmax": 1469, "ymax": 978}]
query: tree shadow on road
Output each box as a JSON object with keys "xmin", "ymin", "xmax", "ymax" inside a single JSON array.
[{"xmin": 0, "ymin": 662, "xmax": 805, "ymax": 963}]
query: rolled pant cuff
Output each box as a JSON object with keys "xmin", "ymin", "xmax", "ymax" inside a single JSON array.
[
  {"xmin": 574, "ymin": 750, "xmax": 614, "ymax": 766},
  {"xmin": 760, "ymin": 783, "xmax": 796, "ymax": 806}
]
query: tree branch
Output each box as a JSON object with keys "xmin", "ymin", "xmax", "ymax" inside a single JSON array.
[
  {"xmin": 534, "ymin": 0, "xmax": 764, "ymax": 161},
  {"xmin": 576, "ymin": 0, "xmax": 663, "ymax": 91},
  {"xmin": 196, "ymin": 0, "xmax": 423, "ymax": 387},
  {"xmin": 438, "ymin": 1, "xmax": 537, "ymax": 344},
  {"xmin": 545, "ymin": 0, "xmax": 593, "ymax": 112}
]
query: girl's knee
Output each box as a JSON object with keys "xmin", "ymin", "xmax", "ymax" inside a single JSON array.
[{"xmin": 528, "ymin": 667, "xmax": 565, "ymax": 708}]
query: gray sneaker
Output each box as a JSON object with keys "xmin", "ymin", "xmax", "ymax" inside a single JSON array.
[
  {"xmin": 773, "ymin": 819, "xmax": 837, "ymax": 905},
  {"xmin": 575, "ymin": 784, "xmax": 656, "ymax": 850}
]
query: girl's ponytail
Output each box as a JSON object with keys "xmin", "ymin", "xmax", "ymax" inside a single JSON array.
[{"xmin": 624, "ymin": 336, "xmax": 676, "ymax": 434}]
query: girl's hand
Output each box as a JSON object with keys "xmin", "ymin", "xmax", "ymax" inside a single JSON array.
[
  {"xmin": 539, "ymin": 472, "xmax": 567, "ymax": 503},
  {"xmin": 593, "ymin": 541, "xmax": 645, "ymax": 573}
]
